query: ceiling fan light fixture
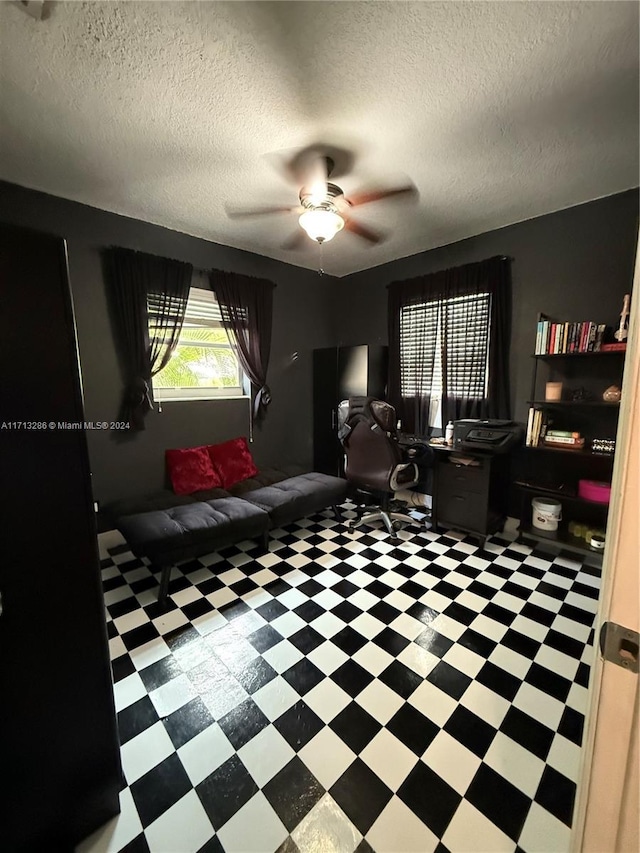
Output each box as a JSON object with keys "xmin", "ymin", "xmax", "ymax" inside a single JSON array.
[{"xmin": 298, "ymin": 208, "xmax": 345, "ymax": 243}]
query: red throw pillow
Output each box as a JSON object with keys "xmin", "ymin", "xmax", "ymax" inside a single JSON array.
[
  {"xmin": 207, "ymin": 437, "xmax": 258, "ymax": 489},
  {"xmin": 165, "ymin": 446, "xmax": 222, "ymax": 495}
]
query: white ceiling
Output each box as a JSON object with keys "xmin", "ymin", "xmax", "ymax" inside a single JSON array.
[{"xmin": 1, "ymin": 1, "xmax": 638, "ymax": 277}]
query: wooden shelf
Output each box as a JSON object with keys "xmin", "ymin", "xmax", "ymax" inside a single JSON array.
[
  {"xmin": 532, "ymin": 351, "xmax": 625, "ymax": 358},
  {"xmin": 526, "ymin": 400, "xmax": 620, "ymax": 407},
  {"xmin": 524, "ymin": 445, "xmax": 615, "ymax": 457},
  {"xmin": 515, "ymin": 481, "xmax": 611, "ymax": 507},
  {"xmin": 519, "ymin": 523, "xmax": 605, "ymax": 559}
]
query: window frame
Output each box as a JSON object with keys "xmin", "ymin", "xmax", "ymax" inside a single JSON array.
[{"xmin": 150, "ymin": 286, "xmax": 247, "ymax": 402}]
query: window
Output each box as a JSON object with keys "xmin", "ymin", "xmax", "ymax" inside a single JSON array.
[
  {"xmin": 151, "ymin": 287, "xmax": 244, "ymax": 400},
  {"xmin": 400, "ymin": 291, "xmax": 491, "ymax": 428}
]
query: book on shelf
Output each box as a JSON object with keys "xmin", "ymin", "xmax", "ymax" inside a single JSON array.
[
  {"xmin": 534, "ymin": 319, "xmax": 551, "ymax": 354},
  {"xmin": 525, "ymin": 408, "xmax": 587, "ymax": 449},
  {"xmin": 573, "ymin": 321, "xmax": 583, "ymax": 352},
  {"xmin": 544, "ymin": 434, "xmax": 584, "ymax": 446},
  {"xmin": 534, "ymin": 409, "xmax": 543, "ymax": 446},
  {"xmin": 600, "ymin": 341, "xmax": 627, "ymax": 352},
  {"xmin": 578, "ymin": 322, "xmax": 589, "ymax": 352},
  {"xmin": 544, "ymin": 436, "xmax": 585, "ymax": 449},
  {"xmin": 594, "ymin": 324, "xmax": 606, "ymax": 351},
  {"xmin": 525, "ymin": 407, "xmax": 535, "ymax": 446},
  {"xmin": 525, "ymin": 407, "xmax": 548, "ymax": 447},
  {"xmin": 534, "ymin": 316, "xmax": 610, "ymax": 354}
]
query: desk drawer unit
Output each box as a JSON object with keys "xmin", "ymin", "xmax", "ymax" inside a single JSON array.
[
  {"xmin": 437, "ymin": 461, "xmax": 488, "ymax": 495},
  {"xmin": 437, "ymin": 489, "xmax": 487, "ymax": 531},
  {"xmin": 431, "ymin": 451, "xmax": 509, "ymax": 547},
  {"xmin": 436, "ymin": 459, "xmax": 490, "ymax": 531}
]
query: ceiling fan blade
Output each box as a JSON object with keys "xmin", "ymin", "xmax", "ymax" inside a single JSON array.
[
  {"xmin": 226, "ymin": 205, "xmax": 298, "ymax": 219},
  {"xmin": 344, "ymin": 218, "xmax": 385, "ymax": 244},
  {"xmin": 346, "ymin": 184, "xmax": 418, "ymax": 208},
  {"xmin": 281, "ymin": 229, "xmax": 308, "ymax": 251}
]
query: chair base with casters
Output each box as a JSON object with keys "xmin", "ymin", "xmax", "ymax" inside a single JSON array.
[{"xmin": 348, "ymin": 493, "xmax": 424, "ymax": 538}]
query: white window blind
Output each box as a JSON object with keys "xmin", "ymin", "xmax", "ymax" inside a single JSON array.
[
  {"xmin": 400, "ymin": 291, "xmax": 491, "ymax": 414},
  {"xmin": 400, "ymin": 301, "xmax": 440, "ymax": 397},
  {"xmin": 182, "ymin": 287, "xmax": 224, "ymax": 327},
  {"xmin": 445, "ymin": 292, "xmax": 491, "ymax": 397}
]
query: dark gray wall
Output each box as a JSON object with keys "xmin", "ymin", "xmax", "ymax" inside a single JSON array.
[
  {"xmin": 0, "ymin": 181, "xmax": 337, "ymax": 504},
  {"xmin": 332, "ymin": 190, "xmax": 639, "ymax": 423},
  {"xmin": 2, "ymin": 181, "xmax": 637, "ymax": 503}
]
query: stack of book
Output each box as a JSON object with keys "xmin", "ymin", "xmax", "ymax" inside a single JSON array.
[
  {"xmin": 543, "ymin": 429, "xmax": 585, "ymax": 450},
  {"xmin": 525, "ymin": 409, "xmax": 585, "ymax": 449},
  {"xmin": 534, "ymin": 319, "xmax": 607, "ymax": 354}
]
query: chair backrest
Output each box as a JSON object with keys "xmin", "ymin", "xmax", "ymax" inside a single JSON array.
[{"xmin": 341, "ymin": 397, "xmax": 403, "ymax": 492}]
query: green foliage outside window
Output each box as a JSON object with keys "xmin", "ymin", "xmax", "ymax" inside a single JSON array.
[{"xmin": 153, "ymin": 327, "xmax": 240, "ymax": 389}]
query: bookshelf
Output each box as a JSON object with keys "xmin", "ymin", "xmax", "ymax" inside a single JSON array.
[{"xmin": 518, "ymin": 313, "xmax": 626, "ymax": 560}]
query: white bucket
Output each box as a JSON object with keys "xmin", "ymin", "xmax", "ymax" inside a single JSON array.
[{"xmin": 532, "ymin": 497, "xmax": 562, "ymax": 531}]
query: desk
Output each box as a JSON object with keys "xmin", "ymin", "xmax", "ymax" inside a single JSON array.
[{"xmin": 428, "ymin": 443, "xmax": 510, "ymax": 547}]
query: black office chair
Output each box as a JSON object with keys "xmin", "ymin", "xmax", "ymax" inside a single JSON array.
[{"xmin": 338, "ymin": 396, "xmax": 432, "ymax": 537}]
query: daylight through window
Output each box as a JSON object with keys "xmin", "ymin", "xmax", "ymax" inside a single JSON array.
[
  {"xmin": 151, "ymin": 287, "xmax": 243, "ymax": 400},
  {"xmin": 400, "ymin": 291, "xmax": 491, "ymax": 427}
]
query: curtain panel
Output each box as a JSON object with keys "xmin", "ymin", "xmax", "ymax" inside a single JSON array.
[
  {"xmin": 105, "ymin": 247, "xmax": 192, "ymax": 430},
  {"xmin": 208, "ymin": 270, "xmax": 275, "ymax": 425},
  {"xmin": 388, "ymin": 255, "xmax": 512, "ymax": 435}
]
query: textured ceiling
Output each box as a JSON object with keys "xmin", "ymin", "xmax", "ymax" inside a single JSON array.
[{"xmin": 1, "ymin": 1, "xmax": 638, "ymax": 277}]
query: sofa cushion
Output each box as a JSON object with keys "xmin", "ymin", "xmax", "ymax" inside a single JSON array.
[
  {"xmin": 207, "ymin": 437, "xmax": 259, "ymax": 489},
  {"xmin": 166, "ymin": 446, "xmax": 222, "ymax": 494},
  {"xmin": 116, "ymin": 497, "xmax": 270, "ymax": 565},
  {"xmin": 226, "ymin": 467, "xmax": 289, "ymax": 495},
  {"xmin": 242, "ymin": 472, "xmax": 348, "ymax": 528},
  {"xmin": 102, "ymin": 468, "xmax": 295, "ymax": 529},
  {"xmin": 104, "ymin": 490, "xmax": 197, "ymax": 523}
]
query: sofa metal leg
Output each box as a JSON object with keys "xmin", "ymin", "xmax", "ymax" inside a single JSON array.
[
  {"xmin": 260, "ymin": 531, "xmax": 270, "ymax": 553},
  {"xmin": 158, "ymin": 564, "xmax": 172, "ymax": 607},
  {"xmin": 332, "ymin": 504, "xmax": 342, "ymax": 523}
]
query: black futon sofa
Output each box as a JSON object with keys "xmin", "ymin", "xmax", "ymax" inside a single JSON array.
[{"xmin": 105, "ymin": 467, "xmax": 348, "ymax": 606}]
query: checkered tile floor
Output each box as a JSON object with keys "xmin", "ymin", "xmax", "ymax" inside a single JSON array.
[{"xmin": 78, "ymin": 502, "xmax": 599, "ymax": 853}]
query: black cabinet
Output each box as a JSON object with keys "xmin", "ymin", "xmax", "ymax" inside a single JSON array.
[
  {"xmin": 0, "ymin": 224, "xmax": 122, "ymax": 850},
  {"xmin": 313, "ymin": 345, "xmax": 388, "ymax": 475},
  {"xmin": 432, "ymin": 447, "xmax": 510, "ymax": 547}
]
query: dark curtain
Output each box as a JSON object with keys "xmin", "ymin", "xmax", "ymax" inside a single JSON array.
[
  {"xmin": 388, "ymin": 255, "xmax": 512, "ymax": 435},
  {"xmin": 209, "ymin": 270, "xmax": 275, "ymax": 424},
  {"xmin": 105, "ymin": 247, "xmax": 192, "ymax": 430}
]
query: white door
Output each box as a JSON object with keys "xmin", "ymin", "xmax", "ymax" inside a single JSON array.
[{"xmin": 572, "ymin": 244, "xmax": 640, "ymax": 852}]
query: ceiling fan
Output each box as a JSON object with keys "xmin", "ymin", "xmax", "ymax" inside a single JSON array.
[{"xmin": 226, "ymin": 145, "xmax": 418, "ymax": 250}]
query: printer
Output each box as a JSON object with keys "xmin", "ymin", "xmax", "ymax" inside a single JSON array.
[{"xmin": 453, "ymin": 419, "xmax": 523, "ymax": 454}]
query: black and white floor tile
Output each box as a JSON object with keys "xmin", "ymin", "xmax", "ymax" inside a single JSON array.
[{"xmin": 78, "ymin": 502, "xmax": 599, "ymax": 853}]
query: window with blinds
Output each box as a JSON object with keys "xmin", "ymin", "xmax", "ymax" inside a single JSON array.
[
  {"xmin": 151, "ymin": 287, "xmax": 244, "ymax": 400},
  {"xmin": 400, "ymin": 292, "xmax": 491, "ymax": 426}
]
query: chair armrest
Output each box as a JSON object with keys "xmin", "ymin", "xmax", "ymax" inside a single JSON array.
[{"xmin": 390, "ymin": 462, "xmax": 419, "ymax": 491}]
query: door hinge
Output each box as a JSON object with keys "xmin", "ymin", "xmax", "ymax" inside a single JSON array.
[{"xmin": 599, "ymin": 622, "xmax": 639, "ymax": 673}]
